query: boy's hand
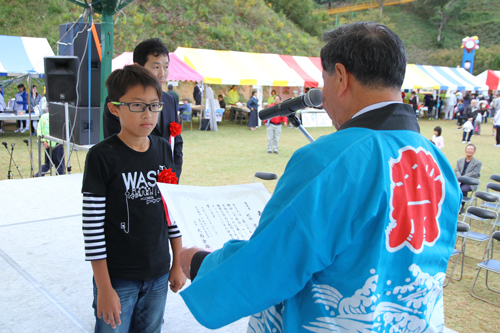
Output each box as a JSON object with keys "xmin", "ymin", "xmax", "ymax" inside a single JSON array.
[
  {"xmin": 169, "ymin": 264, "xmax": 186, "ymax": 293},
  {"xmin": 96, "ymin": 286, "xmax": 121, "ymax": 329}
]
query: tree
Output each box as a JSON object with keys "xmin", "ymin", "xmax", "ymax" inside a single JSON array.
[
  {"xmin": 379, "ymin": 0, "xmax": 384, "ymax": 18},
  {"xmin": 418, "ymin": 0, "xmax": 465, "ymax": 42},
  {"xmin": 435, "ymin": 0, "xmax": 462, "ymax": 42}
]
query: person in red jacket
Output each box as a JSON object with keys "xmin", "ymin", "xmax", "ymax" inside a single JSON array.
[{"xmin": 265, "ymin": 95, "xmax": 287, "ymax": 154}]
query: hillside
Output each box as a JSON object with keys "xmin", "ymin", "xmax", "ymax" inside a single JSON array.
[{"xmin": 1, "ymin": 0, "xmax": 499, "ymax": 75}]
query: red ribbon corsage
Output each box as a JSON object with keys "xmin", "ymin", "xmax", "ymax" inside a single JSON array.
[
  {"xmin": 158, "ymin": 168, "xmax": 178, "ymax": 184},
  {"xmin": 170, "ymin": 122, "xmax": 182, "ymax": 137}
]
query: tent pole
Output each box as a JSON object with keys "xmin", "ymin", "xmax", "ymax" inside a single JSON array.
[
  {"xmin": 201, "ymin": 82, "xmax": 206, "ymax": 129},
  {"xmin": 27, "ymin": 76, "xmax": 34, "ymax": 178},
  {"xmin": 99, "ymin": 12, "xmax": 114, "ymax": 141},
  {"xmin": 64, "ymin": 102, "xmax": 71, "ymax": 174},
  {"xmin": 255, "ymin": 85, "xmax": 263, "ymax": 127}
]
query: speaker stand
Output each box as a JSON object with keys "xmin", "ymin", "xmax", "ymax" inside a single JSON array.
[{"xmin": 64, "ymin": 102, "xmax": 72, "ymax": 174}]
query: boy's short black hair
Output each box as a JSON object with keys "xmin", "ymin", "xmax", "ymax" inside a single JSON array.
[
  {"xmin": 133, "ymin": 38, "xmax": 169, "ymax": 66},
  {"xmin": 106, "ymin": 65, "xmax": 162, "ymax": 102},
  {"xmin": 218, "ymin": 95, "xmax": 223, "ymax": 99},
  {"xmin": 433, "ymin": 126, "xmax": 442, "ymax": 136}
]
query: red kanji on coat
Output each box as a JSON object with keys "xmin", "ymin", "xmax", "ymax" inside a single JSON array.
[{"xmin": 386, "ymin": 147, "xmax": 444, "ymax": 253}]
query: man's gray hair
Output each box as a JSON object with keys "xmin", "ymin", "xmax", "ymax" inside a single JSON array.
[{"xmin": 320, "ymin": 22, "xmax": 407, "ymax": 90}]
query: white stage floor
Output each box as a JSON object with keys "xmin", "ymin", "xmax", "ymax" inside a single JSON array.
[
  {"xmin": 0, "ymin": 174, "xmax": 248, "ymax": 333},
  {"xmin": 0, "ymin": 174, "xmax": 459, "ymax": 333}
]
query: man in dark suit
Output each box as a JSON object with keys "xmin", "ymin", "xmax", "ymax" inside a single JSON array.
[
  {"xmin": 409, "ymin": 91, "xmax": 419, "ymax": 115},
  {"xmin": 167, "ymin": 84, "xmax": 179, "ymax": 112},
  {"xmin": 103, "ymin": 39, "xmax": 183, "ymax": 177},
  {"xmin": 454, "ymin": 143, "xmax": 482, "ymax": 203},
  {"xmin": 193, "ymin": 81, "xmax": 202, "ymax": 105}
]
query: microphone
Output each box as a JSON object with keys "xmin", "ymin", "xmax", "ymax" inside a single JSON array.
[
  {"xmin": 259, "ymin": 88, "xmax": 322, "ymax": 121},
  {"xmin": 2, "ymin": 142, "xmax": 7, "ymax": 148},
  {"xmin": 23, "ymin": 139, "xmax": 29, "ymax": 145}
]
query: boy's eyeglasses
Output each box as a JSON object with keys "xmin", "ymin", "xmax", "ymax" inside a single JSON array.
[{"xmin": 111, "ymin": 101, "xmax": 164, "ymax": 113}]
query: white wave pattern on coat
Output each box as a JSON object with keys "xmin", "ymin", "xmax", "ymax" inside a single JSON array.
[{"xmin": 247, "ymin": 264, "xmax": 445, "ymax": 333}]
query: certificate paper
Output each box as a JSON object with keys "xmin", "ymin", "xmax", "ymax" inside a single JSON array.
[{"xmin": 157, "ymin": 183, "xmax": 271, "ymax": 250}]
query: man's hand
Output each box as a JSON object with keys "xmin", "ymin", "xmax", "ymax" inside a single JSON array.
[
  {"xmin": 179, "ymin": 246, "xmax": 206, "ymax": 280},
  {"xmin": 169, "ymin": 264, "xmax": 186, "ymax": 293},
  {"xmin": 96, "ymin": 286, "xmax": 121, "ymax": 329}
]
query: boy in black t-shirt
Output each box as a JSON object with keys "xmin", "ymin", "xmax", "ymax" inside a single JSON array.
[{"xmin": 82, "ymin": 65, "xmax": 186, "ymax": 332}]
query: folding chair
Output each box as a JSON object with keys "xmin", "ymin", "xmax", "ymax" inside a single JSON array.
[
  {"xmin": 483, "ymin": 182, "xmax": 500, "ymax": 208},
  {"xmin": 460, "ymin": 206, "xmax": 498, "ymax": 248},
  {"xmin": 235, "ymin": 110, "xmax": 247, "ymax": 124},
  {"xmin": 253, "ymin": 172, "xmax": 278, "ymax": 183},
  {"xmin": 472, "ymin": 191, "xmax": 500, "ymax": 228},
  {"xmin": 444, "ymin": 221, "xmax": 470, "ymax": 287},
  {"xmin": 458, "ymin": 176, "xmax": 480, "ymax": 214},
  {"xmin": 181, "ymin": 111, "xmax": 193, "ymax": 131},
  {"xmin": 489, "ymin": 174, "xmax": 500, "ymax": 183},
  {"xmin": 471, "ymin": 231, "xmax": 500, "ymax": 307}
]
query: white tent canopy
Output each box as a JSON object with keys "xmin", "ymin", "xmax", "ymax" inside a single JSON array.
[{"xmin": 0, "ymin": 35, "xmax": 54, "ymax": 78}]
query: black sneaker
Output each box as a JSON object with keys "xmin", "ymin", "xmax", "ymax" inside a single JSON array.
[
  {"xmin": 274, "ymin": 150, "xmax": 278, "ymax": 154},
  {"xmin": 268, "ymin": 150, "xmax": 272, "ymax": 154}
]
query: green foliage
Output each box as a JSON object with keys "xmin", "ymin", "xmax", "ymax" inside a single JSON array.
[{"xmin": 267, "ymin": 0, "xmax": 330, "ymax": 36}]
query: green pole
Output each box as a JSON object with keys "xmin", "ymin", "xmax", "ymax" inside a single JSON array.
[
  {"xmin": 66, "ymin": 0, "xmax": 135, "ymax": 141},
  {"xmin": 335, "ymin": 14, "xmax": 338, "ymax": 27},
  {"xmin": 100, "ymin": 12, "xmax": 113, "ymax": 141}
]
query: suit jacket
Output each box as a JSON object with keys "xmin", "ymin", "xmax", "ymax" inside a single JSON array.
[
  {"xmin": 193, "ymin": 85, "xmax": 202, "ymax": 105},
  {"xmin": 454, "ymin": 157, "xmax": 481, "ymax": 191},
  {"xmin": 167, "ymin": 90, "xmax": 179, "ymax": 112},
  {"xmin": 102, "ymin": 91, "xmax": 183, "ymax": 177}
]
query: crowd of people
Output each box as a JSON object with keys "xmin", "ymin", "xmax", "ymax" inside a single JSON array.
[
  {"xmin": 414, "ymin": 90, "xmax": 500, "ymax": 146},
  {"xmin": 0, "ymin": 81, "xmax": 66, "ymax": 176}
]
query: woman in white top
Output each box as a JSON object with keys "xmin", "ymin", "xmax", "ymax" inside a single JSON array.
[{"xmin": 432, "ymin": 126, "xmax": 444, "ymax": 150}]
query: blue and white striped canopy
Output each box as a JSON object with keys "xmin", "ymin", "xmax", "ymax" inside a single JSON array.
[
  {"xmin": 415, "ymin": 65, "xmax": 488, "ymax": 91},
  {"xmin": 0, "ymin": 35, "xmax": 54, "ymax": 78}
]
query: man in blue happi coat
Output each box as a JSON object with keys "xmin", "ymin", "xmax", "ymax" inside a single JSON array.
[{"xmin": 179, "ymin": 21, "xmax": 461, "ymax": 332}]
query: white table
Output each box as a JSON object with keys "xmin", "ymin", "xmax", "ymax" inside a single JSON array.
[{"xmin": 0, "ymin": 113, "xmax": 40, "ymax": 121}]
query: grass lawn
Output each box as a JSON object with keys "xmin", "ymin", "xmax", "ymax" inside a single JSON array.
[{"xmin": 1, "ymin": 117, "xmax": 499, "ymax": 331}]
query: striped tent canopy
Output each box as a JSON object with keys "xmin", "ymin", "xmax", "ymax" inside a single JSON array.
[
  {"xmin": 174, "ymin": 47, "xmax": 304, "ymax": 87},
  {"xmin": 112, "ymin": 52, "xmax": 203, "ymax": 82},
  {"xmin": 415, "ymin": 65, "xmax": 488, "ymax": 91},
  {"xmin": 279, "ymin": 55, "xmax": 323, "ymax": 88},
  {"xmin": 402, "ymin": 64, "xmax": 441, "ymax": 90},
  {"xmin": 0, "ymin": 35, "xmax": 54, "ymax": 78},
  {"xmin": 476, "ymin": 70, "xmax": 500, "ymax": 90}
]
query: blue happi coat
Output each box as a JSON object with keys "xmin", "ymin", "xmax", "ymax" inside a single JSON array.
[{"xmin": 181, "ymin": 103, "xmax": 461, "ymax": 333}]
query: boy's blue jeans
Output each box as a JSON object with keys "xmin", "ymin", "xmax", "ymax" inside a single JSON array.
[{"xmin": 93, "ymin": 272, "xmax": 169, "ymax": 333}]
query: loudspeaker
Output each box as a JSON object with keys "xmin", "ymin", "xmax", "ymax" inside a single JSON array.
[
  {"xmin": 49, "ymin": 102, "xmax": 101, "ymax": 145},
  {"xmin": 45, "ymin": 56, "xmax": 79, "ymax": 103},
  {"xmin": 59, "ymin": 23, "xmax": 101, "ymax": 107}
]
